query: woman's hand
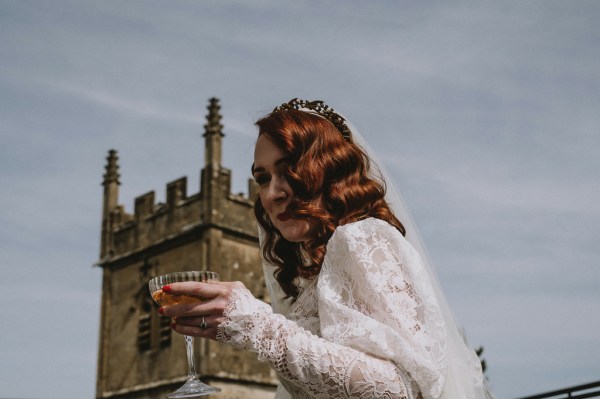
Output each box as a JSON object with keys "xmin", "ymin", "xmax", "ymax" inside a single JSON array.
[{"xmin": 158, "ymin": 280, "xmax": 246, "ymax": 340}]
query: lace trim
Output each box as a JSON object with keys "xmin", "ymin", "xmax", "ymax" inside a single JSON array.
[
  {"xmin": 217, "ymin": 287, "xmax": 417, "ymax": 398},
  {"xmin": 318, "ymin": 218, "xmax": 447, "ymax": 398}
]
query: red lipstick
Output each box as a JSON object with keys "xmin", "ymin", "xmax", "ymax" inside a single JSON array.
[{"xmin": 277, "ymin": 212, "xmax": 291, "ymax": 222}]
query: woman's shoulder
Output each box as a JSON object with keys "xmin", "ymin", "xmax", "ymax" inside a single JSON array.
[
  {"xmin": 329, "ymin": 217, "xmax": 405, "ymax": 247},
  {"xmin": 335, "ymin": 217, "xmax": 400, "ymax": 235}
]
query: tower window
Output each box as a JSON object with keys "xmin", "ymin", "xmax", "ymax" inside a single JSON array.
[{"xmin": 138, "ymin": 296, "xmax": 171, "ymax": 352}]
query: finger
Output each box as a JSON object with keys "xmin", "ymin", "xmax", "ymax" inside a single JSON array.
[
  {"xmin": 163, "ymin": 281, "xmax": 227, "ymax": 299},
  {"xmin": 160, "ymin": 296, "xmax": 229, "ymax": 318},
  {"xmin": 171, "ymin": 320, "xmax": 218, "ymax": 340},
  {"xmin": 163, "ymin": 280, "xmax": 244, "ymax": 299},
  {"xmin": 175, "ymin": 315, "xmax": 224, "ymax": 328}
]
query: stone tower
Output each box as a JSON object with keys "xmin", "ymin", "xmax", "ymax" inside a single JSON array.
[{"xmin": 96, "ymin": 98, "xmax": 277, "ymax": 399}]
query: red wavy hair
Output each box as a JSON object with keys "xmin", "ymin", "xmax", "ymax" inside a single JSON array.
[{"xmin": 254, "ymin": 109, "xmax": 405, "ymax": 299}]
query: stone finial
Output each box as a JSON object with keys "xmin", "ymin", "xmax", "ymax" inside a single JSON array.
[
  {"xmin": 203, "ymin": 98, "xmax": 225, "ymax": 170},
  {"xmin": 103, "ymin": 149, "xmax": 120, "ymax": 186},
  {"xmin": 203, "ymin": 97, "xmax": 224, "ymax": 138},
  {"xmin": 101, "ymin": 149, "xmax": 120, "ymax": 259}
]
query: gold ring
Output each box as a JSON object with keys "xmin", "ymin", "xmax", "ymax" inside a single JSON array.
[{"xmin": 200, "ymin": 316, "xmax": 208, "ymax": 329}]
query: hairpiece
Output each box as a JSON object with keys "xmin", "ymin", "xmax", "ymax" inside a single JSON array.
[{"xmin": 273, "ymin": 98, "xmax": 352, "ymax": 140}]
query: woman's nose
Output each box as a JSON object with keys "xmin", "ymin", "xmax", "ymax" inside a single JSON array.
[{"xmin": 268, "ymin": 179, "xmax": 289, "ymax": 202}]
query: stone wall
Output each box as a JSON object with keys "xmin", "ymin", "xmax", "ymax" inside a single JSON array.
[{"xmin": 96, "ymin": 98, "xmax": 277, "ymax": 399}]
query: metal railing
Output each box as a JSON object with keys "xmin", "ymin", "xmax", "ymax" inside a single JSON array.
[{"xmin": 515, "ymin": 380, "xmax": 600, "ymax": 399}]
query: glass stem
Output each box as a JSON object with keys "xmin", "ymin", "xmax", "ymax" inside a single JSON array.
[{"xmin": 183, "ymin": 335, "xmax": 199, "ymax": 379}]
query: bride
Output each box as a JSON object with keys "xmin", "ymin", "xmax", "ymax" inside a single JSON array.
[{"xmin": 159, "ymin": 99, "xmax": 494, "ymax": 399}]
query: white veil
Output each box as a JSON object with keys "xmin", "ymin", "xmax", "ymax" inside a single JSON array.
[{"xmin": 259, "ymin": 104, "xmax": 495, "ymax": 399}]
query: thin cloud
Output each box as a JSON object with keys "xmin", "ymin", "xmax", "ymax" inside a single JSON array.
[
  {"xmin": 1, "ymin": 2, "xmax": 599, "ymax": 398},
  {"xmin": 23, "ymin": 71, "xmax": 201, "ymax": 125}
]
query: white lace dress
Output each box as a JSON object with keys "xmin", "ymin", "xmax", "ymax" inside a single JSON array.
[{"xmin": 217, "ymin": 218, "xmax": 449, "ymax": 399}]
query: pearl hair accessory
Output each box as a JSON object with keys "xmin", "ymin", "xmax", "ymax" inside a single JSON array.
[{"xmin": 273, "ymin": 98, "xmax": 352, "ymax": 140}]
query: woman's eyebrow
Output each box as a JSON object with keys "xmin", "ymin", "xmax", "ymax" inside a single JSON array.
[
  {"xmin": 274, "ymin": 157, "xmax": 289, "ymax": 167},
  {"xmin": 251, "ymin": 157, "xmax": 289, "ymax": 175}
]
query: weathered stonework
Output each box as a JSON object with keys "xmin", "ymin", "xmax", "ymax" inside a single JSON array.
[{"xmin": 96, "ymin": 98, "xmax": 276, "ymax": 399}]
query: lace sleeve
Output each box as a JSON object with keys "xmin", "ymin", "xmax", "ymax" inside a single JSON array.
[
  {"xmin": 216, "ymin": 287, "xmax": 418, "ymax": 398},
  {"xmin": 318, "ymin": 218, "xmax": 448, "ymax": 399}
]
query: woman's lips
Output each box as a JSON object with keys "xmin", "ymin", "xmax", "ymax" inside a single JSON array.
[{"xmin": 277, "ymin": 212, "xmax": 291, "ymax": 222}]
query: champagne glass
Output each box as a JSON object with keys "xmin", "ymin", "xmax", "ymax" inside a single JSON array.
[{"xmin": 149, "ymin": 271, "xmax": 221, "ymax": 398}]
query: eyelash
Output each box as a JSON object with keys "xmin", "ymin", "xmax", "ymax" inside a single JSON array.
[
  {"xmin": 254, "ymin": 175, "xmax": 269, "ymax": 185},
  {"xmin": 253, "ymin": 164, "xmax": 291, "ymax": 186}
]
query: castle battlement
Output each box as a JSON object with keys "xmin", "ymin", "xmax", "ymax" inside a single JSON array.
[
  {"xmin": 96, "ymin": 98, "xmax": 277, "ymax": 399},
  {"xmin": 98, "ymin": 98, "xmax": 259, "ymax": 265}
]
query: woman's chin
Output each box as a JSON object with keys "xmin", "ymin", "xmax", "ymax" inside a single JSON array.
[
  {"xmin": 279, "ymin": 225, "xmax": 311, "ymax": 243},
  {"xmin": 280, "ymin": 231, "xmax": 306, "ymax": 243}
]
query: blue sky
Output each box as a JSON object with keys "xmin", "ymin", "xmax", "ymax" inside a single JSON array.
[{"xmin": 1, "ymin": 1, "xmax": 599, "ymax": 398}]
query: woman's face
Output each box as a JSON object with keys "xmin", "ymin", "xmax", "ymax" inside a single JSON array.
[{"xmin": 253, "ymin": 134, "xmax": 319, "ymax": 243}]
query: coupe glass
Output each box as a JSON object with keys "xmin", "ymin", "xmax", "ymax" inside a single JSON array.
[{"xmin": 149, "ymin": 271, "xmax": 221, "ymax": 398}]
